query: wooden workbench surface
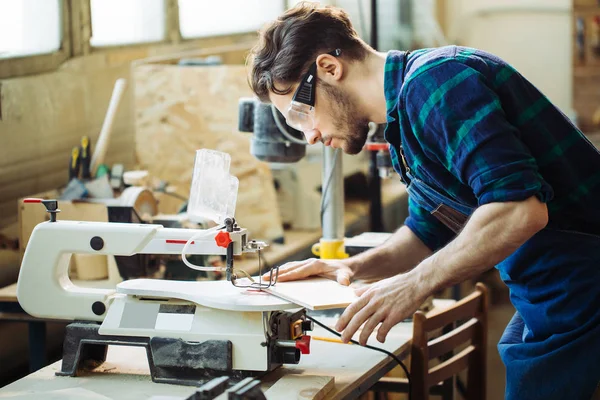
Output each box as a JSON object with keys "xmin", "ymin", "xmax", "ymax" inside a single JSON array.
[
  {"xmin": 0, "ymin": 283, "xmax": 17, "ymax": 303},
  {"xmin": 0, "ymin": 300, "xmax": 453, "ymax": 400}
]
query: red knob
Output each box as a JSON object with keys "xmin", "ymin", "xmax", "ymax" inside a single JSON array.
[
  {"xmin": 215, "ymin": 231, "xmax": 232, "ymax": 248},
  {"xmin": 295, "ymin": 335, "xmax": 311, "ymax": 355}
]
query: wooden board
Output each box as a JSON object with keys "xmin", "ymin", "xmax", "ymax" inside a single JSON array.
[
  {"xmin": 265, "ymin": 375, "xmax": 335, "ymax": 400},
  {"xmin": 133, "ymin": 60, "xmax": 284, "ymax": 241},
  {"xmin": 0, "ymin": 282, "xmax": 17, "ymax": 302},
  {"xmin": 265, "ymin": 277, "xmax": 359, "ymax": 311}
]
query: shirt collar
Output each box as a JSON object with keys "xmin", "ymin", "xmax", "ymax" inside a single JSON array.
[{"xmin": 384, "ymin": 50, "xmax": 407, "ymax": 123}]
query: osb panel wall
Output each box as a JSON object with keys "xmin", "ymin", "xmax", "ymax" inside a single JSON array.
[
  {"xmin": 133, "ymin": 62, "xmax": 284, "ymax": 241},
  {"xmin": 0, "ymin": 33, "xmax": 256, "ymax": 229}
]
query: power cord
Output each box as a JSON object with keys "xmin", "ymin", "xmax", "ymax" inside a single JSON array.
[{"xmin": 305, "ymin": 314, "xmax": 411, "ymax": 399}]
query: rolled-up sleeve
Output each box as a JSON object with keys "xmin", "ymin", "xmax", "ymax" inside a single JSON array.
[
  {"xmin": 403, "ymin": 61, "xmax": 554, "ymax": 206},
  {"xmin": 404, "ymin": 196, "xmax": 456, "ymax": 252}
]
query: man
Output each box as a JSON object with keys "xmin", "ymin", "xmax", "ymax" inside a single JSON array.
[{"xmin": 248, "ymin": 3, "xmax": 600, "ymax": 399}]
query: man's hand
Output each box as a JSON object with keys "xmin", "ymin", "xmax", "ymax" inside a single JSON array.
[
  {"xmin": 264, "ymin": 258, "xmax": 354, "ymax": 285},
  {"xmin": 335, "ymin": 271, "xmax": 425, "ymax": 345}
]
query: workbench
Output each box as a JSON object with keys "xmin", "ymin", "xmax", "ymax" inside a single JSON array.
[
  {"xmin": 0, "ymin": 179, "xmax": 408, "ymax": 374},
  {"xmin": 0, "ymin": 300, "xmax": 453, "ymax": 400}
]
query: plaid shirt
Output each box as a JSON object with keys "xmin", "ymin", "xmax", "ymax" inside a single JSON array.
[{"xmin": 384, "ymin": 46, "xmax": 600, "ymax": 251}]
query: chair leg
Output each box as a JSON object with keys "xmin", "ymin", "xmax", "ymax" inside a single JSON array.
[
  {"xmin": 442, "ymin": 376, "xmax": 454, "ymax": 400},
  {"xmin": 372, "ymin": 391, "xmax": 387, "ymax": 400}
]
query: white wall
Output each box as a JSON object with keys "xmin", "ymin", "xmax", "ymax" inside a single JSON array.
[
  {"xmin": 443, "ymin": 0, "xmax": 574, "ymax": 115},
  {"xmin": 287, "ymin": 1, "xmax": 573, "ymax": 115}
]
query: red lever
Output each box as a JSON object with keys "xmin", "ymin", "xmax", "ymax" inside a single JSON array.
[
  {"xmin": 23, "ymin": 198, "xmax": 43, "ymax": 203},
  {"xmin": 295, "ymin": 335, "xmax": 311, "ymax": 355},
  {"xmin": 215, "ymin": 231, "xmax": 232, "ymax": 248},
  {"xmin": 364, "ymin": 142, "xmax": 389, "ymax": 151}
]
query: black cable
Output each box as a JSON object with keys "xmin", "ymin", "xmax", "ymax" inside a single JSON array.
[{"xmin": 305, "ymin": 314, "xmax": 411, "ymax": 399}]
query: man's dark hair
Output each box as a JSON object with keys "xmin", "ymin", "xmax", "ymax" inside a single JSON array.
[{"xmin": 248, "ymin": 1, "xmax": 369, "ymax": 103}]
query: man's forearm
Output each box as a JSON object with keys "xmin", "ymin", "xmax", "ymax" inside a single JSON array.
[
  {"xmin": 348, "ymin": 225, "xmax": 432, "ymax": 281},
  {"xmin": 409, "ymin": 196, "xmax": 548, "ymax": 295}
]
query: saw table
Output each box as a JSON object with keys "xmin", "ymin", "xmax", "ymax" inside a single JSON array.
[{"xmin": 0, "ymin": 300, "xmax": 453, "ymax": 400}]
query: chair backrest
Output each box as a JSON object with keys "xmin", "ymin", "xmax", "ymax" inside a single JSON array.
[{"xmin": 410, "ymin": 283, "xmax": 488, "ymax": 400}]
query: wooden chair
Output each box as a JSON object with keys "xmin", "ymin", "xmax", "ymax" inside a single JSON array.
[{"xmin": 370, "ymin": 283, "xmax": 489, "ymax": 400}]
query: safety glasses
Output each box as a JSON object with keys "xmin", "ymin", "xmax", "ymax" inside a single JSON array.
[{"xmin": 285, "ymin": 49, "xmax": 341, "ymax": 133}]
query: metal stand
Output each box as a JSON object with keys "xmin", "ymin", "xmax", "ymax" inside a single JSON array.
[{"xmin": 321, "ymin": 147, "xmax": 345, "ymax": 241}]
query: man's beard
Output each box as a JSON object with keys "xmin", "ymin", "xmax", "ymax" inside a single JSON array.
[{"xmin": 321, "ymin": 82, "xmax": 370, "ymax": 155}]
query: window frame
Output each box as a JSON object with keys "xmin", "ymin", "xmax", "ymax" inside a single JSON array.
[
  {"xmin": 177, "ymin": 0, "xmax": 287, "ymax": 42},
  {"xmin": 0, "ymin": 0, "xmax": 287, "ymax": 79},
  {"xmin": 0, "ymin": 0, "xmax": 71, "ymax": 79},
  {"xmin": 86, "ymin": 0, "xmax": 173, "ymax": 51}
]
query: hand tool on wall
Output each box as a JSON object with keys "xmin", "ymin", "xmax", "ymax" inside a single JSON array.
[
  {"xmin": 90, "ymin": 78, "xmax": 127, "ymax": 176},
  {"xmin": 68, "ymin": 136, "xmax": 92, "ymax": 181},
  {"xmin": 80, "ymin": 136, "xmax": 92, "ymax": 179},
  {"xmin": 68, "ymin": 146, "xmax": 80, "ymax": 181}
]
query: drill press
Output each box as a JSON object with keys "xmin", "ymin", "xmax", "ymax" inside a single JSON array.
[{"xmin": 238, "ymin": 98, "xmax": 349, "ymax": 259}]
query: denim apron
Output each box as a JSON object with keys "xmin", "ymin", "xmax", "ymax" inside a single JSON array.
[{"xmin": 394, "ymin": 147, "xmax": 600, "ymax": 399}]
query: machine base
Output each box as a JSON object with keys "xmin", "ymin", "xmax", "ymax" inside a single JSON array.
[{"xmin": 57, "ymin": 322, "xmax": 257, "ymax": 386}]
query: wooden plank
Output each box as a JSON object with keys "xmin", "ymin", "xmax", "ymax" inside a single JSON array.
[
  {"xmin": 265, "ymin": 277, "xmax": 358, "ymax": 310},
  {"xmin": 0, "ymin": 282, "xmax": 17, "ymax": 302},
  {"xmin": 265, "ymin": 375, "xmax": 335, "ymax": 400}
]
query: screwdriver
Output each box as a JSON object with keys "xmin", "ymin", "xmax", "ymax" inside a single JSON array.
[
  {"xmin": 80, "ymin": 136, "xmax": 92, "ymax": 180},
  {"xmin": 69, "ymin": 146, "xmax": 80, "ymax": 181}
]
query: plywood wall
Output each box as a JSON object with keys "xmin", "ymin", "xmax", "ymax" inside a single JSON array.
[
  {"xmin": 133, "ymin": 51, "xmax": 284, "ymax": 240},
  {"xmin": 0, "ymin": 33, "xmax": 256, "ymax": 229}
]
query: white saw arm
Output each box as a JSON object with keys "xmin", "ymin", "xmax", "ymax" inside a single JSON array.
[{"xmin": 17, "ymin": 199, "xmax": 247, "ymax": 322}]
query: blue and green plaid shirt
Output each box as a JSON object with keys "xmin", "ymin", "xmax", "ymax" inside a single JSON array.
[{"xmin": 384, "ymin": 46, "xmax": 600, "ymax": 251}]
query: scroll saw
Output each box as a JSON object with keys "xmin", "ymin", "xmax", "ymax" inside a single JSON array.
[{"xmin": 16, "ymin": 161, "xmax": 315, "ymax": 387}]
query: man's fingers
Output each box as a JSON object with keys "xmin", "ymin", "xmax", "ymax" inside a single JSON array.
[
  {"xmin": 336, "ymin": 270, "xmax": 351, "ymax": 286},
  {"xmin": 275, "ymin": 262, "xmax": 322, "ymax": 282},
  {"xmin": 261, "ymin": 259, "xmax": 315, "ymax": 280},
  {"xmin": 353, "ymin": 285, "xmax": 370, "ymax": 296},
  {"xmin": 339, "ymin": 303, "xmax": 377, "ymax": 343},
  {"xmin": 376, "ymin": 317, "xmax": 397, "ymax": 343},
  {"xmin": 359, "ymin": 311, "xmax": 386, "ymax": 346},
  {"xmin": 335, "ymin": 293, "xmax": 371, "ymax": 333}
]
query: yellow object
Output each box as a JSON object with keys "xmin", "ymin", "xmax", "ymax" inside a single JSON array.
[
  {"xmin": 290, "ymin": 319, "xmax": 303, "ymax": 340},
  {"xmin": 81, "ymin": 136, "xmax": 89, "ymax": 157},
  {"xmin": 312, "ymin": 336, "xmax": 352, "ymax": 345},
  {"xmin": 311, "ymin": 239, "xmax": 348, "ymax": 259},
  {"xmin": 71, "ymin": 147, "xmax": 79, "ymax": 169}
]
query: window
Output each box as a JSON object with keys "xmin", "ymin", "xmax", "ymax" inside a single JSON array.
[
  {"xmin": 90, "ymin": 0, "xmax": 166, "ymax": 47},
  {"xmin": 179, "ymin": 0, "xmax": 285, "ymax": 38},
  {"xmin": 0, "ymin": 0, "xmax": 62, "ymax": 59}
]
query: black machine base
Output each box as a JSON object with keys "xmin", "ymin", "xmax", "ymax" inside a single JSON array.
[{"xmin": 57, "ymin": 322, "xmax": 250, "ymax": 387}]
